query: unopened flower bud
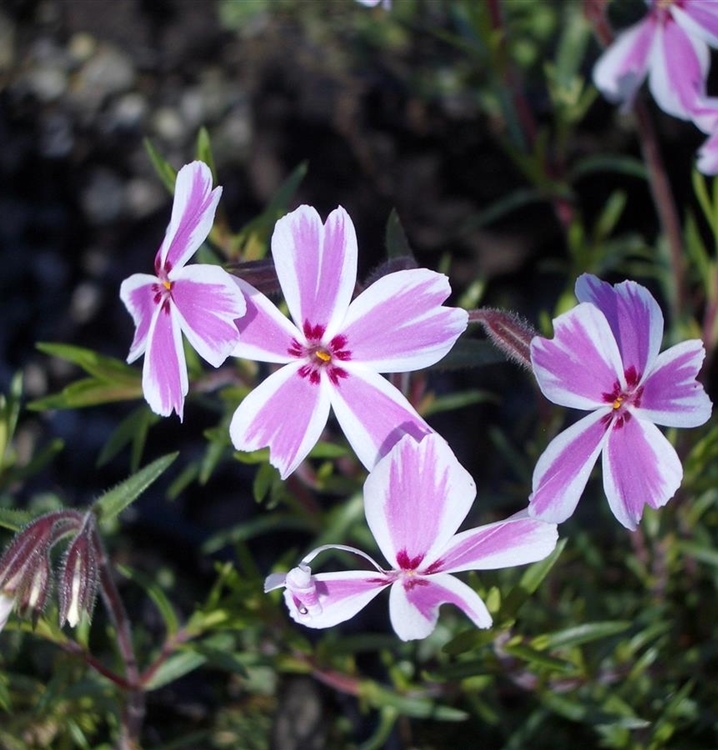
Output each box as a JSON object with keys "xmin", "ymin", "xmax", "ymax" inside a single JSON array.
[
  {"xmin": 284, "ymin": 564, "xmax": 322, "ymax": 617},
  {"xmin": 469, "ymin": 308, "xmax": 537, "ymax": 369},
  {"xmin": 16, "ymin": 555, "xmax": 52, "ymax": 627},
  {"xmin": 0, "ymin": 510, "xmax": 83, "ymax": 630},
  {"xmin": 59, "ymin": 517, "xmax": 99, "ymax": 628}
]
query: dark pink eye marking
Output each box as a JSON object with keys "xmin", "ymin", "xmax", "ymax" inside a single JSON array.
[{"xmin": 290, "ymin": 320, "xmax": 353, "ymax": 385}]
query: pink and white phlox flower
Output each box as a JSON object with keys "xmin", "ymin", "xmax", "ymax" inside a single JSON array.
[
  {"xmin": 265, "ymin": 434, "xmax": 559, "ymax": 641},
  {"xmin": 229, "ymin": 205, "xmax": 467, "ymax": 478},
  {"xmin": 120, "ymin": 161, "xmax": 246, "ymax": 419},
  {"xmin": 529, "ymin": 274, "xmax": 712, "ymax": 530},
  {"xmin": 593, "ymin": 0, "xmax": 718, "ymax": 120}
]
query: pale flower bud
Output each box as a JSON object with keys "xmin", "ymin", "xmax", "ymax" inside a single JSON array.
[
  {"xmin": 284, "ymin": 564, "xmax": 322, "ymax": 617},
  {"xmin": 59, "ymin": 519, "xmax": 99, "ymax": 628}
]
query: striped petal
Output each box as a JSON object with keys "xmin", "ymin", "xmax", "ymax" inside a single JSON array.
[
  {"xmin": 229, "ymin": 362, "xmax": 332, "ymax": 479},
  {"xmin": 602, "ymin": 414, "xmax": 683, "ymax": 530},
  {"xmin": 575, "ymin": 274, "xmax": 663, "ymax": 380},
  {"xmin": 157, "ymin": 161, "xmax": 222, "ymax": 271},
  {"xmin": 328, "ymin": 364, "xmax": 432, "ymax": 471},
  {"xmin": 639, "ymin": 340, "xmax": 712, "ymax": 427},
  {"xmin": 271, "ymin": 205, "xmax": 357, "ymax": 340},
  {"xmin": 593, "ymin": 16, "xmax": 656, "ymax": 105},
  {"xmin": 171, "ymin": 265, "xmax": 245, "ymax": 367},
  {"xmin": 341, "ymin": 269, "xmax": 468, "ymax": 371},
  {"xmin": 231, "ymin": 278, "xmax": 300, "ymax": 363},
  {"xmin": 119, "ymin": 273, "xmax": 160, "ymax": 363},
  {"xmin": 389, "ymin": 573, "xmax": 491, "ymax": 641},
  {"xmin": 529, "ymin": 409, "xmax": 611, "ymax": 524},
  {"xmin": 363, "ymin": 434, "xmax": 476, "ymax": 570},
  {"xmin": 143, "ymin": 302, "xmax": 187, "ymax": 420},
  {"xmin": 531, "ymin": 303, "xmax": 624, "ymax": 410},
  {"xmin": 437, "ymin": 517, "xmax": 558, "ymax": 574}
]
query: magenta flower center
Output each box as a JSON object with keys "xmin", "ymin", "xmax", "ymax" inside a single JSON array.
[
  {"xmin": 152, "ymin": 258, "xmax": 174, "ymax": 314},
  {"xmin": 601, "ymin": 365, "xmax": 644, "ymax": 429},
  {"xmin": 289, "ymin": 321, "xmax": 352, "ymax": 385}
]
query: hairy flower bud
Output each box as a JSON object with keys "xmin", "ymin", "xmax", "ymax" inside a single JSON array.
[
  {"xmin": 469, "ymin": 308, "xmax": 537, "ymax": 369},
  {"xmin": 0, "ymin": 509, "xmax": 83, "ymax": 631},
  {"xmin": 59, "ymin": 517, "xmax": 99, "ymax": 628}
]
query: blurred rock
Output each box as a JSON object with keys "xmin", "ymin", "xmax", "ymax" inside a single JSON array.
[
  {"xmin": 152, "ymin": 106, "xmax": 186, "ymax": 145},
  {"xmin": 126, "ymin": 177, "xmax": 167, "ymax": 218},
  {"xmin": 71, "ymin": 43, "xmax": 136, "ymax": 111},
  {"xmin": 81, "ymin": 168, "xmax": 126, "ymax": 224}
]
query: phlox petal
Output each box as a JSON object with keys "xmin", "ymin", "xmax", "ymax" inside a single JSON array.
[
  {"xmin": 648, "ymin": 16, "xmax": 708, "ymax": 120},
  {"xmin": 229, "ymin": 362, "xmax": 332, "ymax": 479},
  {"xmin": 575, "ymin": 274, "xmax": 663, "ymax": 379},
  {"xmin": 363, "ymin": 434, "xmax": 476, "ymax": 570},
  {"xmin": 531, "ymin": 304, "xmax": 624, "ymax": 410},
  {"xmin": 143, "ymin": 303, "xmax": 187, "ymax": 419},
  {"xmin": 639, "ymin": 340, "xmax": 712, "ymax": 427},
  {"xmin": 284, "ymin": 571, "xmax": 389, "ymax": 629},
  {"xmin": 341, "ymin": 269, "xmax": 468, "ymax": 372},
  {"xmin": 593, "ymin": 16, "xmax": 656, "ymax": 105},
  {"xmin": 389, "ymin": 573, "xmax": 491, "ymax": 641},
  {"xmin": 231, "ymin": 278, "xmax": 300, "ymax": 363},
  {"xmin": 329, "ymin": 364, "xmax": 432, "ymax": 471},
  {"xmin": 437, "ymin": 517, "xmax": 558, "ymax": 575},
  {"xmin": 602, "ymin": 414, "xmax": 682, "ymax": 530},
  {"xmin": 529, "ymin": 409, "xmax": 611, "ymax": 524},
  {"xmin": 170, "ymin": 265, "xmax": 245, "ymax": 367},
  {"xmin": 672, "ymin": 2, "xmax": 718, "ymax": 49},
  {"xmin": 157, "ymin": 162, "xmax": 222, "ymax": 271},
  {"xmin": 119, "ymin": 273, "xmax": 159, "ymax": 363},
  {"xmin": 272, "ymin": 206, "xmax": 357, "ymax": 339}
]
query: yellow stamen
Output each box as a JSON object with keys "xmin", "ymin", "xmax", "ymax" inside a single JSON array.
[
  {"xmin": 613, "ymin": 397, "xmax": 623, "ymax": 410},
  {"xmin": 315, "ymin": 349, "xmax": 331, "ymax": 362},
  {"xmin": 162, "ymin": 280, "xmax": 172, "ymax": 290}
]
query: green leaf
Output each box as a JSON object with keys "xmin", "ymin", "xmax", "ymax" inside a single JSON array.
[
  {"xmin": 93, "ymin": 453, "xmax": 178, "ymax": 523},
  {"xmin": 98, "ymin": 407, "xmax": 160, "ymax": 470},
  {"xmin": 144, "ymin": 138, "xmax": 178, "ymax": 193},
  {"xmin": 500, "ymin": 538, "xmax": 566, "ymax": 619},
  {"xmin": 195, "ymin": 127, "xmax": 217, "ymax": 182},
  {"xmin": 201, "ymin": 513, "xmax": 313, "ymax": 555},
  {"xmin": 0, "ymin": 507, "xmax": 33, "ymax": 532},
  {"xmin": 385, "ymin": 210, "xmax": 414, "ymax": 260},
  {"xmin": 144, "ymin": 650, "xmax": 207, "ymax": 691},
  {"xmin": 532, "ymin": 621, "xmax": 631, "ymax": 651},
  {"xmin": 252, "ymin": 462, "xmax": 277, "ymax": 503},
  {"xmin": 0, "ymin": 373, "xmax": 22, "ymax": 471},
  {"xmin": 502, "ymin": 641, "xmax": 574, "ymax": 672},
  {"xmin": 360, "ymin": 682, "xmax": 468, "ymax": 721},
  {"xmin": 36, "ymin": 343, "xmax": 136, "ymax": 381},
  {"xmin": 28, "ymin": 377, "xmax": 142, "ymax": 410},
  {"xmin": 118, "ymin": 564, "xmax": 179, "ymax": 636},
  {"xmin": 570, "ymin": 154, "xmax": 648, "ymax": 181},
  {"xmin": 28, "ymin": 344, "xmax": 142, "ymax": 410},
  {"xmin": 430, "ymin": 338, "xmax": 507, "ymax": 370},
  {"xmin": 423, "ymin": 389, "xmax": 497, "ymax": 416}
]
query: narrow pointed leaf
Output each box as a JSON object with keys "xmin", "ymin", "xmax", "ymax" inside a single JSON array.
[{"xmin": 94, "ymin": 453, "xmax": 178, "ymax": 523}]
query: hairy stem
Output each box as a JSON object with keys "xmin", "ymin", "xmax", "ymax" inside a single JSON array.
[{"xmin": 93, "ymin": 529, "xmax": 145, "ymax": 750}]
